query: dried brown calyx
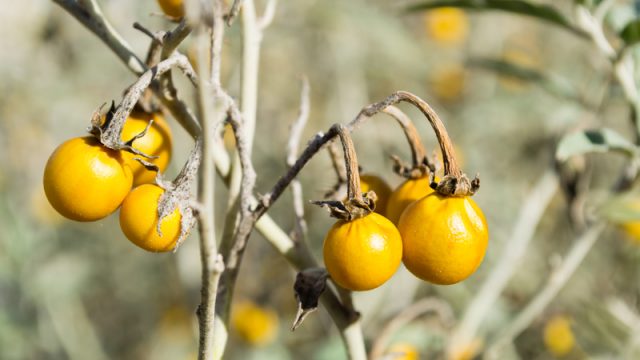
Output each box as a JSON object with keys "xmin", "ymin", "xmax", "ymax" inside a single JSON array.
[
  {"xmin": 88, "ymin": 102, "xmax": 158, "ymax": 159},
  {"xmin": 312, "ymin": 124, "xmax": 376, "ymax": 221},
  {"xmin": 136, "ymin": 138, "xmax": 202, "ymax": 250}
]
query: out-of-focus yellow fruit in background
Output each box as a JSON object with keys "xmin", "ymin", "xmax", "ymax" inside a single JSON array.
[
  {"xmin": 423, "ymin": 8, "xmax": 469, "ymax": 45},
  {"xmin": 231, "ymin": 300, "xmax": 279, "ymax": 346},
  {"xmin": 430, "ymin": 64, "xmax": 466, "ymax": 102},
  {"xmin": 387, "ymin": 342, "xmax": 418, "ymax": 360},
  {"xmin": 543, "ymin": 315, "xmax": 575, "ymax": 358},
  {"xmin": 31, "ymin": 186, "xmax": 64, "ymax": 226},
  {"xmin": 447, "ymin": 338, "xmax": 483, "ymax": 360},
  {"xmin": 499, "ymin": 48, "xmax": 540, "ymax": 91}
]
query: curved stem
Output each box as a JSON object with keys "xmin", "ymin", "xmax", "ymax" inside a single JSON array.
[
  {"xmin": 393, "ymin": 91, "xmax": 461, "ymax": 177},
  {"xmin": 337, "ymin": 125, "xmax": 363, "ymax": 202},
  {"xmin": 382, "ymin": 105, "xmax": 427, "ymax": 168}
]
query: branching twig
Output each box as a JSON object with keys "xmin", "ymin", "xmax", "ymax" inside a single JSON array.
[
  {"xmin": 51, "ymin": 0, "xmax": 202, "ymax": 138},
  {"xmin": 99, "ymin": 53, "xmax": 196, "ymax": 149},
  {"xmin": 287, "ymin": 78, "xmax": 311, "ymax": 241},
  {"xmin": 224, "ymin": 0, "xmax": 244, "ymax": 26},
  {"xmin": 192, "ymin": 1, "xmax": 226, "ymax": 358},
  {"xmin": 52, "ymin": 0, "xmax": 146, "ymax": 74},
  {"xmin": 258, "ymin": 0, "xmax": 278, "ymax": 30}
]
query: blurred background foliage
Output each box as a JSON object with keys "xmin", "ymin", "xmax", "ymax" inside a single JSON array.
[{"xmin": 1, "ymin": 0, "xmax": 640, "ymax": 359}]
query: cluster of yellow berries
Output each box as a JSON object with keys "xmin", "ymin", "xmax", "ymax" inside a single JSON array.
[
  {"xmin": 43, "ymin": 111, "xmax": 182, "ymax": 252},
  {"xmin": 323, "ymin": 159, "xmax": 488, "ymax": 291}
]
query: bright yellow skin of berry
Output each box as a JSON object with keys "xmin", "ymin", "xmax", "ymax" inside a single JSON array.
[
  {"xmin": 424, "ymin": 8, "xmax": 468, "ymax": 44},
  {"xmin": 157, "ymin": 0, "xmax": 184, "ymax": 18},
  {"xmin": 622, "ymin": 221, "xmax": 640, "ymax": 243},
  {"xmin": 231, "ymin": 300, "xmax": 279, "ymax": 346},
  {"xmin": 119, "ymin": 184, "xmax": 181, "ymax": 252},
  {"xmin": 543, "ymin": 315, "xmax": 575, "ymax": 357},
  {"xmin": 43, "ymin": 137, "xmax": 133, "ymax": 222},
  {"xmin": 386, "ymin": 175, "xmax": 434, "ymax": 225},
  {"xmin": 398, "ymin": 193, "xmax": 488, "ymax": 285},
  {"xmin": 323, "ymin": 212, "xmax": 402, "ymax": 291},
  {"xmin": 359, "ymin": 174, "xmax": 392, "ymax": 215},
  {"xmin": 121, "ymin": 112, "xmax": 173, "ymax": 186}
]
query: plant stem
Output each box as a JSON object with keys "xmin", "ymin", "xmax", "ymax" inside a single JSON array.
[
  {"xmin": 336, "ymin": 125, "xmax": 363, "ymax": 202},
  {"xmin": 485, "ymin": 223, "xmax": 606, "ymax": 358},
  {"xmin": 392, "ymin": 91, "xmax": 461, "ymax": 177},
  {"xmin": 192, "ymin": 0, "xmax": 227, "ymax": 358},
  {"xmin": 381, "ymin": 105, "xmax": 427, "ymax": 169}
]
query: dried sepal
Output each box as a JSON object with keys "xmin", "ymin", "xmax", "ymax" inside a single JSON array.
[
  {"xmin": 292, "ymin": 267, "xmax": 329, "ymax": 331},
  {"xmin": 391, "ymin": 154, "xmax": 434, "ymax": 180},
  {"xmin": 431, "ymin": 173, "xmax": 480, "ymax": 197},
  {"xmin": 312, "ymin": 191, "xmax": 377, "ymax": 221},
  {"xmin": 87, "ymin": 100, "xmax": 157, "ymax": 159},
  {"xmin": 148, "ymin": 139, "xmax": 202, "ymax": 251}
]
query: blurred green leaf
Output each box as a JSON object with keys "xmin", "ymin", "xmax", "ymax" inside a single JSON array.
[
  {"xmin": 468, "ymin": 58, "xmax": 587, "ymax": 106},
  {"xmin": 620, "ymin": 18, "xmax": 640, "ymax": 46},
  {"xmin": 407, "ymin": 0, "xmax": 586, "ymax": 36},
  {"xmin": 600, "ymin": 195, "xmax": 640, "ymax": 223},
  {"xmin": 556, "ymin": 128, "xmax": 637, "ymax": 161},
  {"xmin": 468, "ymin": 58, "xmax": 545, "ymax": 82}
]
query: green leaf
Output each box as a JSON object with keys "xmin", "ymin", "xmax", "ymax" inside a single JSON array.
[
  {"xmin": 467, "ymin": 58, "xmax": 545, "ymax": 82},
  {"xmin": 556, "ymin": 128, "xmax": 637, "ymax": 162},
  {"xmin": 468, "ymin": 58, "xmax": 584, "ymax": 105},
  {"xmin": 620, "ymin": 19, "xmax": 640, "ymax": 46},
  {"xmin": 600, "ymin": 195, "xmax": 640, "ymax": 223},
  {"xmin": 407, "ymin": 0, "xmax": 586, "ymax": 36}
]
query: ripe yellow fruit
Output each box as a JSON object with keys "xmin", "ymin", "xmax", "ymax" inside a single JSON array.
[
  {"xmin": 398, "ymin": 193, "xmax": 488, "ymax": 285},
  {"xmin": 43, "ymin": 137, "xmax": 133, "ymax": 221},
  {"xmin": 231, "ymin": 300, "xmax": 279, "ymax": 346},
  {"xmin": 359, "ymin": 174, "xmax": 392, "ymax": 215},
  {"xmin": 323, "ymin": 212, "xmax": 402, "ymax": 291},
  {"xmin": 499, "ymin": 48, "xmax": 540, "ymax": 91},
  {"xmin": 121, "ymin": 111, "xmax": 172, "ymax": 186},
  {"xmin": 157, "ymin": 0, "xmax": 184, "ymax": 18},
  {"xmin": 623, "ymin": 222, "xmax": 640, "ymax": 243},
  {"xmin": 387, "ymin": 342, "xmax": 419, "ymax": 360},
  {"xmin": 430, "ymin": 65, "xmax": 466, "ymax": 102},
  {"xmin": 386, "ymin": 175, "xmax": 434, "ymax": 225},
  {"xmin": 119, "ymin": 184, "xmax": 181, "ymax": 252},
  {"xmin": 543, "ymin": 315, "xmax": 575, "ymax": 357},
  {"xmin": 424, "ymin": 8, "xmax": 468, "ymax": 44}
]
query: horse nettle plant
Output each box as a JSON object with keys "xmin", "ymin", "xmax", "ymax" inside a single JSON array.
[{"xmin": 44, "ymin": 0, "xmax": 640, "ymax": 359}]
